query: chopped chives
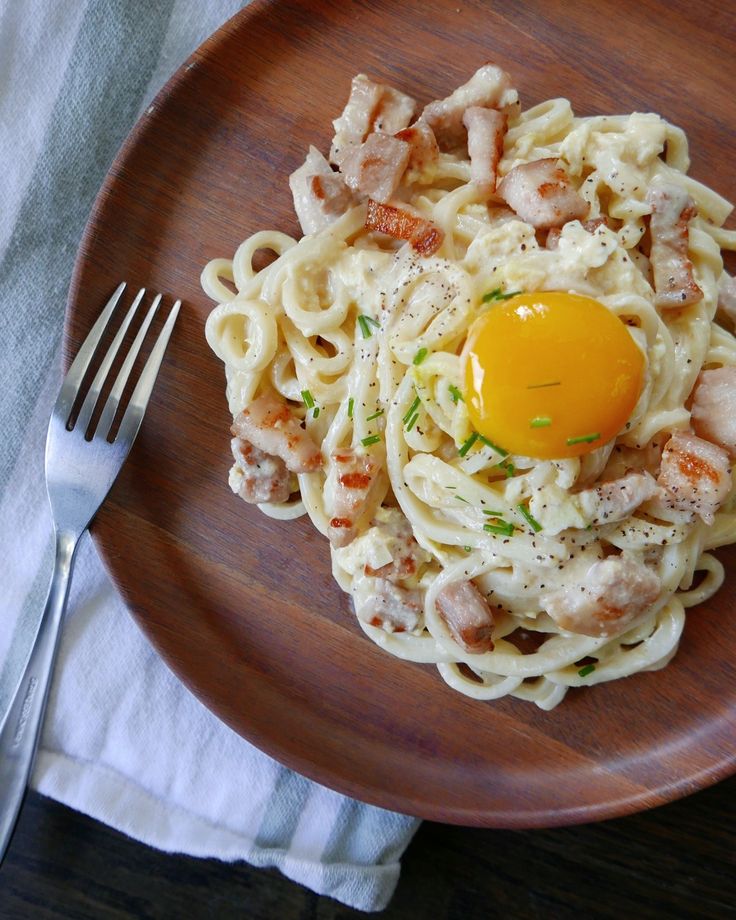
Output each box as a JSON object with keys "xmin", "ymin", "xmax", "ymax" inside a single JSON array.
[
  {"xmin": 413, "ymin": 347, "xmax": 428, "ymax": 365},
  {"xmin": 530, "ymin": 416, "xmax": 552, "ymax": 428},
  {"xmin": 347, "ymin": 397, "xmax": 354, "ymax": 419},
  {"xmin": 578, "ymin": 664, "xmax": 596, "ymax": 678},
  {"xmin": 478, "ymin": 435, "xmax": 508, "ymax": 457},
  {"xmin": 498, "ymin": 460, "xmax": 515, "ymax": 478},
  {"xmin": 482, "ymin": 288, "xmax": 522, "ymax": 303},
  {"xmin": 301, "ymin": 389, "xmax": 315, "ymax": 409},
  {"xmin": 402, "ymin": 395, "xmax": 420, "ymax": 424},
  {"xmin": 482, "ymin": 510, "xmax": 505, "ymax": 516},
  {"xmin": 448, "ymin": 384, "xmax": 464, "ymax": 403},
  {"xmin": 366, "ymin": 409, "xmax": 384, "ymax": 421},
  {"xmin": 463, "ymin": 546, "xmax": 472, "ymax": 552},
  {"xmin": 358, "ymin": 314, "xmax": 380, "ymax": 338},
  {"xmin": 458, "ymin": 432, "xmax": 479, "ymax": 457},
  {"xmin": 527, "ymin": 381, "xmax": 561, "ymax": 389},
  {"xmin": 454, "ymin": 495, "xmax": 470, "ymax": 503},
  {"xmin": 361, "ymin": 434, "xmax": 381, "ymax": 446},
  {"xmin": 517, "ymin": 503, "xmax": 542, "ymax": 533},
  {"xmin": 566, "ymin": 432, "xmax": 601, "ymax": 446},
  {"xmin": 405, "ymin": 412, "xmax": 419, "ymax": 432},
  {"xmin": 312, "ymin": 406, "xmax": 320, "ymax": 419},
  {"xmin": 484, "ymin": 521, "xmax": 514, "ymax": 537}
]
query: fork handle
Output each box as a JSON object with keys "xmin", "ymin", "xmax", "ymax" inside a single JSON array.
[{"xmin": 0, "ymin": 529, "xmax": 78, "ymax": 865}]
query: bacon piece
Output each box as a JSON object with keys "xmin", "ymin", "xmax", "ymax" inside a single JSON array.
[
  {"xmin": 365, "ymin": 199, "xmax": 444, "ymax": 256},
  {"xmin": 289, "ymin": 146, "xmax": 354, "ymax": 234},
  {"xmin": 654, "ymin": 430, "xmax": 731, "ymax": 525},
  {"xmin": 330, "ymin": 74, "xmax": 415, "ymax": 167},
  {"xmin": 229, "ymin": 438, "xmax": 290, "ymax": 504},
  {"xmin": 232, "ymin": 393, "xmax": 323, "ymax": 474},
  {"xmin": 355, "ymin": 578, "xmax": 423, "ymax": 633},
  {"xmin": 421, "ymin": 64, "xmax": 518, "ymax": 150},
  {"xmin": 647, "ymin": 182, "xmax": 703, "ymax": 309},
  {"xmin": 435, "ymin": 581, "xmax": 495, "ymax": 653},
  {"xmin": 546, "ymin": 217, "xmax": 609, "ymax": 249},
  {"xmin": 364, "ymin": 510, "xmax": 428, "ymax": 582},
  {"xmin": 395, "ymin": 120, "xmax": 440, "ymax": 185},
  {"xmin": 691, "ymin": 367, "xmax": 736, "ymax": 459},
  {"xmin": 327, "ymin": 448, "xmax": 381, "ymax": 547},
  {"xmin": 717, "ymin": 272, "xmax": 736, "ymax": 325},
  {"xmin": 462, "ymin": 106, "xmax": 507, "ymax": 194},
  {"xmin": 576, "ymin": 471, "xmax": 659, "ymax": 526},
  {"xmin": 497, "ymin": 158, "xmax": 588, "ymax": 229},
  {"xmin": 340, "ymin": 132, "xmax": 411, "ymax": 203},
  {"xmin": 543, "ymin": 555, "xmax": 660, "ymax": 638}
]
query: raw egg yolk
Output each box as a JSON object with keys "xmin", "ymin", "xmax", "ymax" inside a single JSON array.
[{"xmin": 463, "ymin": 292, "xmax": 645, "ymax": 459}]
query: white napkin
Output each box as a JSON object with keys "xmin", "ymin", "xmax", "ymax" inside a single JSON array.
[{"xmin": 0, "ymin": 0, "xmax": 419, "ymax": 911}]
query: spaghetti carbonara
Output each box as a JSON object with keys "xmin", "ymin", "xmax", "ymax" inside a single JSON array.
[{"xmin": 202, "ymin": 66, "xmax": 736, "ymax": 709}]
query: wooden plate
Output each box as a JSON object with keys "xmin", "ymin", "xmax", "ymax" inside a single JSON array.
[{"xmin": 64, "ymin": 0, "xmax": 736, "ymax": 826}]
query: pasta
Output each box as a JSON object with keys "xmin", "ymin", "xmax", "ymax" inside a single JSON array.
[{"xmin": 202, "ymin": 67, "xmax": 736, "ymax": 709}]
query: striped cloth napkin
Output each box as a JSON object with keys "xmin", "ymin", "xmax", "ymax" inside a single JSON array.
[{"xmin": 0, "ymin": 0, "xmax": 419, "ymax": 910}]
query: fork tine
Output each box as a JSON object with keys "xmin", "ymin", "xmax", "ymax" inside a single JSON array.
[
  {"xmin": 114, "ymin": 300, "xmax": 181, "ymax": 446},
  {"xmin": 95, "ymin": 294, "xmax": 162, "ymax": 440},
  {"xmin": 54, "ymin": 282, "xmax": 127, "ymax": 425},
  {"xmin": 74, "ymin": 287, "xmax": 146, "ymax": 435}
]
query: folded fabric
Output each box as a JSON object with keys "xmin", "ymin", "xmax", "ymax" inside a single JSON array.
[{"xmin": 0, "ymin": 0, "xmax": 420, "ymax": 910}]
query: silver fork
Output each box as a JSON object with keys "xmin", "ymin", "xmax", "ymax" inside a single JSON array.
[{"xmin": 0, "ymin": 283, "xmax": 180, "ymax": 865}]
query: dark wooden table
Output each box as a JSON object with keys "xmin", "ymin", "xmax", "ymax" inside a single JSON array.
[{"xmin": 3, "ymin": 779, "xmax": 734, "ymax": 919}]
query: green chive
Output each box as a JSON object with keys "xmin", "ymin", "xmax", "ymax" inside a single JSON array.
[
  {"xmin": 301, "ymin": 389, "xmax": 315, "ymax": 409},
  {"xmin": 527, "ymin": 381, "xmax": 561, "ymax": 389},
  {"xmin": 402, "ymin": 395, "xmax": 420, "ymax": 424},
  {"xmin": 413, "ymin": 347, "xmax": 428, "ymax": 365},
  {"xmin": 463, "ymin": 545, "xmax": 472, "ymax": 552},
  {"xmin": 405, "ymin": 412, "xmax": 419, "ymax": 432},
  {"xmin": 361, "ymin": 434, "xmax": 381, "ymax": 446},
  {"xmin": 347, "ymin": 397, "xmax": 354, "ymax": 419},
  {"xmin": 566, "ymin": 432, "xmax": 601, "ymax": 446},
  {"xmin": 478, "ymin": 435, "xmax": 508, "ymax": 457},
  {"xmin": 454, "ymin": 495, "xmax": 470, "ymax": 503},
  {"xmin": 358, "ymin": 314, "xmax": 380, "ymax": 338},
  {"xmin": 578, "ymin": 664, "xmax": 596, "ymax": 678},
  {"xmin": 312, "ymin": 406, "xmax": 320, "ymax": 419},
  {"xmin": 498, "ymin": 460, "xmax": 515, "ymax": 478},
  {"xmin": 482, "ymin": 288, "xmax": 522, "ymax": 303},
  {"xmin": 482, "ymin": 510, "xmax": 505, "ymax": 516},
  {"xmin": 458, "ymin": 432, "xmax": 479, "ymax": 457},
  {"xmin": 517, "ymin": 503, "xmax": 542, "ymax": 533},
  {"xmin": 366, "ymin": 409, "xmax": 384, "ymax": 421},
  {"xmin": 530, "ymin": 416, "xmax": 552, "ymax": 428},
  {"xmin": 484, "ymin": 521, "xmax": 514, "ymax": 537},
  {"xmin": 448, "ymin": 384, "xmax": 464, "ymax": 403}
]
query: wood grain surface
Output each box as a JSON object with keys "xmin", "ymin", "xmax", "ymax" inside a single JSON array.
[
  {"xmin": 3, "ymin": 784, "xmax": 736, "ymax": 919},
  {"xmin": 64, "ymin": 0, "xmax": 736, "ymax": 825}
]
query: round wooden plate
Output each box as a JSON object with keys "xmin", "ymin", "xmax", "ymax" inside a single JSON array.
[{"xmin": 64, "ymin": 0, "xmax": 736, "ymax": 826}]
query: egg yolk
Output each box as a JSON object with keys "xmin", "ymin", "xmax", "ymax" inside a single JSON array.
[{"xmin": 463, "ymin": 292, "xmax": 645, "ymax": 459}]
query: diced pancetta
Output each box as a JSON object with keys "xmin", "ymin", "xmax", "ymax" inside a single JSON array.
[
  {"xmin": 327, "ymin": 448, "xmax": 381, "ymax": 547},
  {"xmin": 690, "ymin": 367, "xmax": 736, "ymax": 459},
  {"xmin": 289, "ymin": 146, "xmax": 354, "ymax": 234},
  {"xmin": 497, "ymin": 158, "xmax": 588, "ymax": 229},
  {"xmin": 355, "ymin": 577, "xmax": 423, "ymax": 633},
  {"xmin": 462, "ymin": 106, "xmax": 507, "ymax": 194},
  {"xmin": 229, "ymin": 437, "xmax": 290, "ymax": 504},
  {"xmin": 576, "ymin": 471, "xmax": 659, "ymax": 526},
  {"xmin": 365, "ymin": 199, "xmax": 444, "ymax": 256},
  {"xmin": 543, "ymin": 555, "xmax": 661, "ymax": 638},
  {"xmin": 646, "ymin": 182, "xmax": 703, "ymax": 309},
  {"xmin": 231, "ymin": 392, "xmax": 323, "ymax": 474},
  {"xmin": 340, "ymin": 132, "xmax": 411, "ymax": 203},
  {"xmin": 421, "ymin": 64, "xmax": 518, "ymax": 150},
  {"xmin": 330, "ymin": 74, "xmax": 415, "ymax": 166},
  {"xmin": 653, "ymin": 430, "xmax": 731, "ymax": 525},
  {"xmin": 435, "ymin": 581, "xmax": 495, "ymax": 653},
  {"xmin": 395, "ymin": 120, "xmax": 440, "ymax": 184}
]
